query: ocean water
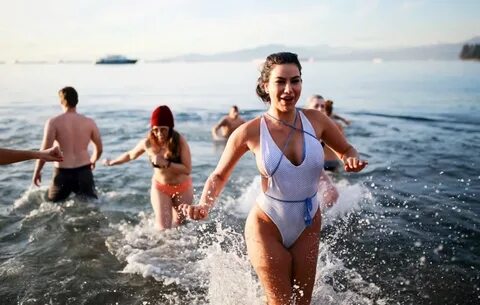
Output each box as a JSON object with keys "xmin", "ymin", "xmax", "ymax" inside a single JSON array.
[{"xmin": 0, "ymin": 60, "xmax": 479, "ymax": 305}]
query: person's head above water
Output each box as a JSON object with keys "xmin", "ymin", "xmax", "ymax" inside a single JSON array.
[
  {"xmin": 229, "ymin": 105, "xmax": 239, "ymax": 119},
  {"xmin": 324, "ymin": 99, "xmax": 334, "ymax": 116},
  {"xmin": 150, "ymin": 105, "xmax": 174, "ymax": 139},
  {"xmin": 307, "ymin": 94, "xmax": 325, "ymax": 110},
  {"xmin": 256, "ymin": 52, "xmax": 302, "ymax": 104}
]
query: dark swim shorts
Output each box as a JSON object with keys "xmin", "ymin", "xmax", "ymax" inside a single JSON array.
[{"xmin": 48, "ymin": 164, "xmax": 97, "ymax": 202}]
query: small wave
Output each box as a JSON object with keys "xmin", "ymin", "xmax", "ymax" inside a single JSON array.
[
  {"xmin": 13, "ymin": 187, "xmax": 50, "ymax": 211},
  {"xmin": 355, "ymin": 111, "xmax": 440, "ymax": 122},
  {"xmin": 355, "ymin": 111, "xmax": 480, "ymax": 127}
]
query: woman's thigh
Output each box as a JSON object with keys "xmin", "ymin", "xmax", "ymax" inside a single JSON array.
[
  {"xmin": 289, "ymin": 210, "xmax": 322, "ymax": 305},
  {"xmin": 150, "ymin": 184, "xmax": 174, "ymax": 229},
  {"xmin": 172, "ymin": 185, "xmax": 194, "ymax": 225},
  {"xmin": 245, "ymin": 204, "xmax": 294, "ymax": 305}
]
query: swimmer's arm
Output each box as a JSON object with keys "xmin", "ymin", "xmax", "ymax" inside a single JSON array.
[
  {"xmin": 167, "ymin": 135, "xmax": 192, "ymax": 175},
  {"xmin": 211, "ymin": 117, "xmax": 227, "ymax": 139},
  {"xmin": 104, "ymin": 139, "xmax": 145, "ymax": 166}
]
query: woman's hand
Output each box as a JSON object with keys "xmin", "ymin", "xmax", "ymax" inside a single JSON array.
[
  {"xmin": 343, "ymin": 157, "xmax": 368, "ymax": 172},
  {"xmin": 102, "ymin": 158, "xmax": 112, "ymax": 166},
  {"xmin": 151, "ymin": 154, "xmax": 169, "ymax": 168},
  {"xmin": 179, "ymin": 203, "xmax": 210, "ymax": 220}
]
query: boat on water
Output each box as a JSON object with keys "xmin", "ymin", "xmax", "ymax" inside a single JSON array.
[{"xmin": 95, "ymin": 55, "xmax": 137, "ymax": 64}]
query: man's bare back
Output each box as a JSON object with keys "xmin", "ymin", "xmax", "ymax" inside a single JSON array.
[{"xmin": 49, "ymin": 112, "xmax": 101, "ymax": 168}]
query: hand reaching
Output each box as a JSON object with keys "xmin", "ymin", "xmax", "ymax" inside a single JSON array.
[
  {"xmin": 41, "ymin": 146, "xmax": 63, "ymax": 162},
  {"xmin": 102, "ymin": 158, "xmax": 112, "ymax": 166},
  {"xmin": 179, "ymin": 203, "xmax": 210, "ymax": 221},
  {"xmin": 343, "ymin": 157, "xmax": 368, "ymax": 172}
]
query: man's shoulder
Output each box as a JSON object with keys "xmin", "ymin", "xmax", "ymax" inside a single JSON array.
[
  {"xmin": 76, "ymin": 113, "xmax": 98, "ymax": 125},
  {"xmin": 217, "ymin": 116, "xmax": 229, "ymax": 125},
  {"xmin": 47, "ymin": 114, "xmax": 64, "ymax": 126}
]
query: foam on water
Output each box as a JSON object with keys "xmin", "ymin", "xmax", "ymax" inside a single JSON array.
[
  {"xmin": 197, "ymin": 223, "xmax": 264, "ymax": 305},
  {"xmin": 321, "ymin": 179, "xmax": 372, "ymax": 227},
  {"xmin": 106, "ymin": 213, "xmax": 202, "ymax": 286}
]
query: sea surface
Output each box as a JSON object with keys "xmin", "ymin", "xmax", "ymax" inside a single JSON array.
[{"xmin": 0, "ymin": 60, "xmax": 479, "ymax": 305}]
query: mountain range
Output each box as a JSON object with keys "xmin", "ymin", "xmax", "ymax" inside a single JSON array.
[{"xmin": 152, "ymin": 36, "xmax": 480, "ymax": 62}]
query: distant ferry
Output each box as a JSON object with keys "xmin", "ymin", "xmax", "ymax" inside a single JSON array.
[{"xmin": 95, "ymin": 55, "xmax": 137, "ymax": 64}]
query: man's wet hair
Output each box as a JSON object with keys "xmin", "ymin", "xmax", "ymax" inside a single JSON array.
[{"xmin": 59, "ymin": 87, "xmax": 78, "ymax": 108}]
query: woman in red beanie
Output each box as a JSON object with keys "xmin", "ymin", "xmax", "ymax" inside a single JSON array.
[{"xmin": 103, "ymin": 105, "xmax": 193, "ymax": 230}]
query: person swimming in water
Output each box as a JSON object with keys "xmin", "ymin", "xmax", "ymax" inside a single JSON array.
[
  {"xmin": 103, "ymin": 105, "xmax": 193, "ymax": 230},
  {"xmin": 211, "ymin": 105, "xmax": 245, "ymax": 141},
  {"xmin": 181, "ymin": 52, "xmax": 367, "ymax": 304}
]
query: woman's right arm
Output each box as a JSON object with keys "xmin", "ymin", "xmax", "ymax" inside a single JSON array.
[
  {"xmin": 181, "ymin": 122, "xmax": 251, "ymax": 220},
  {"xmin": 103, "ymin": 139, "xmax": 146, "ymax": 166}
]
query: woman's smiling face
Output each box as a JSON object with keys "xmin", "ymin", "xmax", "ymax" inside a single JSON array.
[{"xmin": 264, "ymin": 63, "xmax": 302, "ymax": 112}]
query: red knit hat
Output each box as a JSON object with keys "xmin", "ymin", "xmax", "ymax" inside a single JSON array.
[{"xmin": 150, "ymin": 105, "xmax": 174, "ymax": 128}]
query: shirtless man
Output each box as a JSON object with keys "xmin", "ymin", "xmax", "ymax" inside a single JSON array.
[
  {"xmin": 211, "ymin": 105, "xmax": 245, "ymax": 141},
  {"xmin": 32, "ymin": 87, "xmax": 103, "ymax": 201}
]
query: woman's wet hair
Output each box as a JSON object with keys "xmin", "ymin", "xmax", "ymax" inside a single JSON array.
[
  {"xmin": 325, "ymin": 99, "xmax": 334, "ymax": 116},
  {"xmin": 148, "ymin": 129, "xmax": 181, "ymax": 163},
  {"xmin": 256, "ymin": 52, "xmax": 302, "ymax": 103}
]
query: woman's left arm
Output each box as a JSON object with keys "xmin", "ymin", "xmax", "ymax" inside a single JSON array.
[{"xmin": 313, "ymin": 111, "xmax": 368, "ymax": 172}]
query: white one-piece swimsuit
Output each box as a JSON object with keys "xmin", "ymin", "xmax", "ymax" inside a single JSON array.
[{"xmin": 257, "ymin": 110, "xmax": 324, "ymax": 248}]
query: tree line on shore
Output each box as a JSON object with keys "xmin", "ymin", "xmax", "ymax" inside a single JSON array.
[{"xmin": 460, "ymin": 44, "xmax": 480, "ymax": 60}]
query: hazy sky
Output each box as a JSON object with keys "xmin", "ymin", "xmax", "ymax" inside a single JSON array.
[{"xmin": 1, "ymin": 0, "xmax": 478, "ymax": 60}]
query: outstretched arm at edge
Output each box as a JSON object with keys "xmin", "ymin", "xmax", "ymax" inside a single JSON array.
[
  {"xmin": 0, "ymin": 147, "xmax": 63, "ymax": 165},
  {"xmin": 103, "ymin": 139, "xmax": 146, "ymax": 166}
]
